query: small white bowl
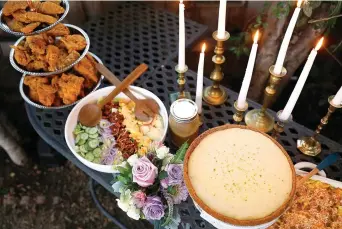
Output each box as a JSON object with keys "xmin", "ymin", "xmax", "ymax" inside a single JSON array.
[{"xmin": 65, "ymin": 86, "xmax": 169, "ymax": 173}]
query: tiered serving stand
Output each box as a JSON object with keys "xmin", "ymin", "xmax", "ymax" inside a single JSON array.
[{"xmin": 3, "ymin": 2, "xmax": 342, "ymax": 229}]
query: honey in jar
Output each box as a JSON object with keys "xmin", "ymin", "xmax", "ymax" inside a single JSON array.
[{"xmin": 169, "ymin": 99, "xmax": 201, "ymax": 147}]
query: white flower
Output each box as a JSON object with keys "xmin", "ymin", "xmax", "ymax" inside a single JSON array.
[
  {"xmin": 127, "ymin": 204, "xmax": 141, "ymax": 220},
  {"xmin": 117, "ymin": 198, "xmax": 129, "ymax": 212},
  {"xmin": 112, "ymin": 181, "xmax": 123, "ymax": 193},
  {"xmin": 156, "ymin": 146, "xmax": 170, "ymax": 159},
  {"xmin": 127, "ymin": 154, "xmax": 139, "ymax": 166},
  {"xmin": 116, "ymin": 189, "xmax": 132, "ymax": 212}
]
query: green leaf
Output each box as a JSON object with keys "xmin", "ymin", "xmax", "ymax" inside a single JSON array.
[
  {"xmin": 256, "ymin": 15, "xmax": 262, "ymax": 24},
  {"xmin": 158, "ymin": 171, "xmax": 168, "ymax": 180},
  {"xmin": 117, "ymin": 166, "xmax": 128, "ymax": 175},
  {"xmin": 117, "ymin": 175, "xmax": 129, "ymax": 185},
  {"xmin": 229, "ymin": 47, "xmax": 236, "ymax": 51},
  {"xmin": 167, "ymin": 186, "xmax": 177, "ymax": 195},
  {"xmin": 262, "ymin": 22, "xmax": 268, "ymax": 28},
  {"xmin": 242, "ymin": 47, "xmax": 250, "ymax": 55},
  {"xmin": 253, "ymin": 24, "xmax": 260, "ymax": 28},
  {"xmin": 171, "ymin": 142, "xmax": 189, "ymax": 164},
  {"xmin": 303, "ymin": 3, "xmax": 313, "ymax": 17}
]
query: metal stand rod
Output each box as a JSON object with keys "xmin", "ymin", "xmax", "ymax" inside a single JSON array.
[{"xmin": 88, "ymin": 178, "xmax": 128, "ymax": 229}]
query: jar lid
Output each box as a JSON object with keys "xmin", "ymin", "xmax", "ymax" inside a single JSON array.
[{"xmin": 170, "ymin": 99, "xmax": 198, "ymax": 122}]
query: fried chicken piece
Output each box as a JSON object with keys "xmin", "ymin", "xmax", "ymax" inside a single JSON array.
[
  {"xmin": 26, "ymin": 60, "xmax": 48, "ymax": 71},
  {"xmin": 37, "ymin": 84, "xmax": 57, "ymax": 107},
  {"xmin": 21, "ymin": 22, "xmax": 41, "ymax": 34},
  {"xmin": 27, "ymin": 12, "xmax": 58, "ymax": 24},
  {"xmin": 55, "ymin": 39, "xmax": 66, "ymax": 49},
  {"xmin": 13, "ymin": 10, "xmax": 57, "ymax": 24},
  {"xmin": 3, "ymin": 17, "xmax": 24, "ymax": 32},
  {"xmin": 46, "ymin": 23, "xmax": 70, "ymax": 37},
  {"xmin": 24, "ymin": 76, "xmax": 49, "ymax": 102},
  {"xmin": 37, "ymin": 2, "xmax": 65, "ymax": 15},
  {"xmin": 26, "ymin": 35, "xmax": 47, "ymax": 55},
  {"xmin": 12, "ymin": 10, "xmax": 31, "ymax": 23},
  {"xmin": 53, "ymin": 96, "xmax": 63, "ymax": 106},
  {"xmin": 57, "ymin": 73, "xmax": 84, "ymax": 104},
  {"xmin": 2, "ymin": 1, "xmax": 28, "ymax": 16},
  {"xmin": 32, "ymin": 54, "xmax": 46, "ymax": 61},
  {"xmin": 46, "ymin": 45, "xmax": 59, "ymax": 71},
  {"xmin": 12, "ymin": 47, "xmax": 31, "ymax": 66},
  {"xmin": 60, "ymin": 35, "xmax": 87, "ymax": 53},
  {"xmin": 50, "ymin": 75, "xmax": 60, "ymax": 89},
  {"xmin": 74, "ymin": 54, "xmax": 98, "ymax": 84},
  {"xmin": 57, "ymin": 50, "xmax": 80, "ymax": 69},
  {"xmin": 46, "ymin": 0, "xmax": 62, "ymax": 5}
]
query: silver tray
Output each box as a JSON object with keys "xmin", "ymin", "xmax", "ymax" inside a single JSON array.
[
  {"xmin": 19, "ymin": 52, "xmax": 104, "ymax": 110},
  {"xmin": 0, "ymin": 0, "xmax": 69, "ymax": 36},
  {"xmin": 10, "ymin": 24, "xmax": 90, "ymax": 76}
]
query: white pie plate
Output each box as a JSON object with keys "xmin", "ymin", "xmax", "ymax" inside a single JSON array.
[{"xmin": 193, "ymin": 162, "xmax": 342, "ymax": 229}]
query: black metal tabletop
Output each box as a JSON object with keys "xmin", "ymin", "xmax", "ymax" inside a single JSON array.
[{"xmin": 24, "ymin": 2, "xmax": 342, "ymax": 229}]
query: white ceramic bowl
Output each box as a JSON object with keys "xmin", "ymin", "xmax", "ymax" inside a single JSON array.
[{"xmin": 65, "ymin": 86, "xmax": 168, "ymax": 173}]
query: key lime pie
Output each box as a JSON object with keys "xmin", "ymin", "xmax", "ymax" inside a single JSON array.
[{"xmin": 184, "ymin": 125, "xmax": 296, "ymax": 226}]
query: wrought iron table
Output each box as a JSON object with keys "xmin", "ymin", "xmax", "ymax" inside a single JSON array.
[{"xmin": 24, "ymin": 2, "xmax": 342, "ymax": 229}]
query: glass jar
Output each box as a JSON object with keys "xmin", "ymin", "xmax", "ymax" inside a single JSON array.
[{"xmin": 169, "ymin": 99, "xmax": 201, "ymax": 147}]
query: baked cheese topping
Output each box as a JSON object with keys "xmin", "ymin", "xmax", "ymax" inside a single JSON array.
[{"xmin": 188, "ymin": 128, "xmax": 293, "ymax": 220}]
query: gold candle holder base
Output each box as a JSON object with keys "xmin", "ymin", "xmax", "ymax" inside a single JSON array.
[
  {"xmin": 297, "ymin": 95, "xmax": 342, "ymax": 156},
  {"xmin": 233, "ymin": 101, "xmax": 248, "ymax": 123},
  {"xmin": 272, "ymin": 110, "xmax": 292, "ymax": 140},
  {"xmin": 170, "ymin": 64, "xmax": 191, "ymax": 103},
  {"xmin": 245, "ymin": 109, "xmax": 274, "ymax": 133},
  {"xmin": 203, "ymin": 31, "xmax": 230, "ymax": 106},
  {"xmin": 245, "ymin": 65, "xmax": 287, "ymax": 133}
]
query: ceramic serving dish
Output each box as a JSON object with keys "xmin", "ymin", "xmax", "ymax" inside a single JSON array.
[{"xmin": 64, "ymin": 86, "xmax": 169, "ymax": 173}]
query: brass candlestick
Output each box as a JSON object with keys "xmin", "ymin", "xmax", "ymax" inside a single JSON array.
[
  {"xmin": 297, "ymin": 95, "xmax": 342, "ymax": 156},
  {"xmin": 170, "ymin": 64, "xmax": 191, "ymax": 103},
  {"xmin": 203, "ymin": 31, "xmax": 230, "ymax": 106},
  {"xmin": 272, "ymin": 110, "xmax": 292, "ymax": 140},
  {"xmin": 245, "ymin": 65, "xmax": 287, "ymax": 133},
  {"xmin": 233, "ymin": 101, "xmax": 248, "ymax": 124}
]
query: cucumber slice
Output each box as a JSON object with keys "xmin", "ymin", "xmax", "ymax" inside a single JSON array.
[
  {"xmin": 80, "ymin": 133, "xmax": 89, "ymax": 140},
  {"xmin": 80, "ymin": 151, "xmax": 86, "ymax": 158},
  {"xmin": 87, "ymin": 127, "xmax": 98, "ymax": 135},
  {"xmin": 80, "ymin": 145, "xmax": 87, "ymax": 153},
  {"xmin": 89, "ymin": 133, "xmax": 99, "ymax": 139},
  {"xmin": 75, "ymin": 134, "xmax": 81, "ymax": 144},
  {"xmin": 93, "ymin": 148, "xmax": 102, "ymax": 157},
  {"xmin": 88, "ymin": 139, "xmax": 99, "ymax": 149},
  {"xmin": 93, "ymin": 158, "xmax": 101, "ymax": 164},
  {"xmin": 85, "ymin": 143, "xmax": 93, "ymax": 151},
  {"xmin": 85, "ymin": 153, "xmax": 94, "ymax": 162},
  {"xmin": 74, "ymin": 145, "xmax": 79, "ymax": 152},
  {"xmin": 78, "ymin": 138, "xmax": 86, "ymax": 145}
]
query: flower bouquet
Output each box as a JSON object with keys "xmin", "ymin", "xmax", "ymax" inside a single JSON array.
[{"xmin": 112, "ymin": 142, "xmax": 189, "ymax": 228}]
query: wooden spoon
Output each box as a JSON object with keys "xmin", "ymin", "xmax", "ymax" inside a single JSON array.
[
  {"xmin": 297, "ymin": 152, "xmax": 341, "ymax": 187},
  {"xmin": 78, "ymin": 63, "xmax": 148, "ymax": 127},
  {"xmin": 96, "ymin": 63, "xmax": 159, "ymax": 122}
]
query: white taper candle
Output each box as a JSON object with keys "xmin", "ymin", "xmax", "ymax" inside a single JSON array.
[
  {"xmin": 178, "ymin": 0, "xmax": 186, "ymax": 71},
  {"xmin": 274, "ymin": 0, "xmax": 303, "ymax": 75},
  {"xmin": 217, "ymin": 0, "xmax": 227, "ymax": 39},
  {"xmin": 195, "ymin": 43, "xmax": 206, "ymax": 114},
  {"xmin": 237, "ymin": 30, "xmax": 260, "ymax": 109},
  {"xmin": 331, "ymin": 86, "xmax": 342, "ymax": 106},
  {"xmin": 279, "ymin": 37, "xmax": 324, "ymax": 121}
]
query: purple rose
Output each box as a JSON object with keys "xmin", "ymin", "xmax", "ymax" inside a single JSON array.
[
  {"xmin": 143, "ymin": 196, "xmax": 165, "ymax": 220},
  {"xmin": 166, "ymin": 164, "xmax": 183, "ymax": 185},
  {"xmin": 132, "ymin": 191, "xmax": 146, "ymax": 208},
  {"xmin": 160, "ymin": 177, "xmax": 169, "ymax": 189},
  {"xmin": 132, "ymin": 156, "xmax": 158, "ymax": 187}
]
